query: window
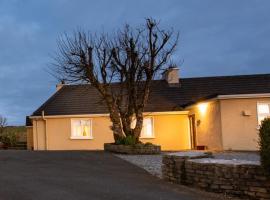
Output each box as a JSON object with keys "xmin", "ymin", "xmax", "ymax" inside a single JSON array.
[
  {"xmin": 131, "ymin": 117, "xmax": 154, "ymax": 138},
  {"xmin": 140, "ymin": 117, "xmax": 154, "ymax": 138},
  {"xmin": 257, "ymin": 103, "xmax": 270, "ymax": 125},
  {"xmin": 71, "ymin": 119, "xmax": 92, "ymax": 139}
]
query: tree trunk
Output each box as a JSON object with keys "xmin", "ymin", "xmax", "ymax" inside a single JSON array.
[
  {"xmin": 109, "ymin": 106, "xmax": 124, "ymax": 141},
  {"xmin": 133, "ymin": 112, "xmax": 144, "ymax": 141}
]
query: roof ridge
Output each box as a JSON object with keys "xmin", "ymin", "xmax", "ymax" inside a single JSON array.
[
  {"xmin": 57, "ymin": 73, "xmax": 270, "ymax": 87},
  {"xmin": 52, "ymin": 80, "xmax": 166, "ymax": 87},
  {"xmin": 181, "ymin": 73, "xmax": 270, "ymax": 80}
]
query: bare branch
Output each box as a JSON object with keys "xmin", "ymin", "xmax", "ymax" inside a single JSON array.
[{"xmin": 51, "ymin": 18, "xmax": 179, "ymax": 142}]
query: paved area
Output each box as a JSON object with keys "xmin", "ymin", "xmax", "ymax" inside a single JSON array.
[{"xmin": 0, "ymin": 150, "xmax": 233, "ymax": 200}]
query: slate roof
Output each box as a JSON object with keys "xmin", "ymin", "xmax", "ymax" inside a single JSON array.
[
  {"xmin": 25, "ymin": 116, "xmax": 32, "ymax": 126},
  {"xmin": 30, "ymin": 74, "xmax": 270, "ymax": 117}
]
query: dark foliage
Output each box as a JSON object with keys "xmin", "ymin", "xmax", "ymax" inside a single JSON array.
[{"xmin": 259, "ymin": 118, "xmax": 270, "ymax": 175}]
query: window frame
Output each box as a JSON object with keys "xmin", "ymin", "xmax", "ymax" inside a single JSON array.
[
  {"xmin": 257, "ymin": 102, "xmax": 270, "ymax": 125},
  {"xmin": 70, "ymin": 118, "xmax": 93, "ymax": 140},
  {"xmin": 139, "ymin": 117, "xmax": 155, "ymax": 139}
]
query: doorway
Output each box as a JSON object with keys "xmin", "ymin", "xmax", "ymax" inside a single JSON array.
[{"xmin": 189, "ymin": 115, "xmax": 197, "ymax": 149}]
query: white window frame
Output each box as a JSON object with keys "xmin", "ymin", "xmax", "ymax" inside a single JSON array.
[
  {"xmin": 139, "ymin": 117, "xmax": 155, "ymax": 139},
  {"xmin": 257, "ymin": 102, "xmax": 270, "ymax": 125},
  {"xmin": 70, "ymin": 118, "xmax": 93, "ymax": 140}
]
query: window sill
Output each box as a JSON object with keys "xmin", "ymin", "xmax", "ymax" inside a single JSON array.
[{"xmin": 70, "ymin": 136, "xmax": 93, "ymax": 140}]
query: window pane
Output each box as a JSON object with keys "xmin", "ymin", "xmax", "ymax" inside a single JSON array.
[
  {"xmin": 132, "ymin": 118, "xmax": 154, "ymax": 138},
  {"xmin": 258, "ymin": 116, "xmax": 267, "ymax": 125},
  {"xmin": 81, "ymin": 120, "xmax": 91, "ymax": 137},
  {"xmin": 258, "ymin": 104, "xmax": 269, "ymax": 114},
  {"xmin": 142, "ymin": 118, "xmax": 153, "ymax": 138},
  {"xmin": 72, "ymin": 120, "xmax": 81, "ymax": 137},
  {"xmin": 71, "ymin": 119, "xmax": 91, "ymax": 138},
  {"xmin": 258, "ymin": 114, "xmax": 270, "ymax": 125}
]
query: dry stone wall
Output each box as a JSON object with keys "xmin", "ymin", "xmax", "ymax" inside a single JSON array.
[
  {"xmin": 162, "ymin": 154, "xmax": 270, "ymax": 199},
  {"xmin": 104, "ymin": 143, "xmax": 161, "ymax": 154}
]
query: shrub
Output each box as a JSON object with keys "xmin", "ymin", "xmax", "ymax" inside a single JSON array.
[
  {"xmin": 144, "ymin": 142, "xmax": 154, "ymax": 146},
  {"xmin": 124, "ymin": 135, "xmax": 136, "ymax": 145},
  {"xmin": 115, "ymin": 135, "xmax": 137, "ymax": 146},
  {"xmin": 0, "ymin": 131, "xmax": 17, "ymax": 147},
  {"xmin": 259, "ymin": 118, "xmax": 270, "ymax": 175}
]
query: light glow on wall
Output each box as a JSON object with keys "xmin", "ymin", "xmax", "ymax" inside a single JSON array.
[{"xmin": 198, "ymin": 103, "xmax": 208, "ymax": 115}]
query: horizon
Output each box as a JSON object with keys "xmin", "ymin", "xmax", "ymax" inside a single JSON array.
[{"xmin": 0, "ymin": 0, "xmax": 269, "ymax": 125}]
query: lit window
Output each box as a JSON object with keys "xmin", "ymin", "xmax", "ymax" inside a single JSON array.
[
  {"xmin": 130, "ymin": 117, "xmax": 154, "ymax": 138},
  {"xmin": 257, "ymin": 103, "xmax": 270, "ymax": 125},
  {"xmin": 71, "ymin": 119, "xmax": 92, "ymax": 139},
  {"xmin": 140, "ymin": 118, "xmax": 154, "ymax": 138}
]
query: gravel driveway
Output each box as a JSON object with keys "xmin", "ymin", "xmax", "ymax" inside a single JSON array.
[
  {"xmin": 115, "ymin": 154, "xmax": 163, "ymax": 178},
  {"xmin": 0, "ymin": 150, "xmax": 232, "ymax": 200}
]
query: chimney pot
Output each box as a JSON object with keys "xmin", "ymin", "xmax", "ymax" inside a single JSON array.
[
  {"xmin": 56, "ymin": 81, "xmax": 65, "ymax": 91},
  {"xmin": 162, "ymin": 67, "xmax": 180, "ymax": 86}
]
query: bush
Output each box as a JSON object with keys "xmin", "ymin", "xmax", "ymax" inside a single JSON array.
[
  {"xmin": 115, "ymin": 135, "xmax": 137, "ymax": 146},
  {"xmin": 144, "ymin": 142, "xmax": 154, "ymax": 146},
  {"xmin": 259, "ymin": 118, "xmax": 270, "ymax": 175},
  {"xmin": 0, "ymin": 130, "xmax": 17, "ymax": 147}
]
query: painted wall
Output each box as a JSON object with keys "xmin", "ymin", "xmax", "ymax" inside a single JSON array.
[
  {"xmin": 188, "ymin": 101, "xmax": 223, "ymax": 150},
  {"xmin": 46, "ymin": 117, "xmax": 114, "ymax": 150},
  {"xmin": 140, "ymin": 114, "xmax": 191, "ymax": 150},
  {"xmin": 33, "ymin": 120, "xmax": 46, "ymax": 150},
  {"xmin": 26, "ymin": 127, "xmax": 33, "ymax": 150},
  {"xmin": 220, "ymin": 97, "xmax": 270, "ymax": 151},
  {"xmin": 30, "ymin": 113, "xmax": 190, "ymax": 151}
]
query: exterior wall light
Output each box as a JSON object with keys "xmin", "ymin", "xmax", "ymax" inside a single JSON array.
[{"xmin": 198, "ymin": 103, "xmax": 208, "ymax": 115}]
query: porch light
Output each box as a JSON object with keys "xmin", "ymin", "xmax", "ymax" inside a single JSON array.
[{"xmin": 198, "ymin": 103, "xmax": 208, "ymax": 115}]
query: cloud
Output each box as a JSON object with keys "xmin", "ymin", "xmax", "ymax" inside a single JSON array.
[{"xmin": 0, "ymin": 0, "xmax": 269, "ymax": 124}]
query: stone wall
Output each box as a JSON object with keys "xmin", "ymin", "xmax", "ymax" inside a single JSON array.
[
  {"xmin": 162, "ymin": 155, "xmax": 270, "ymax": 199},
  {"xmin": 104, "ymin": 143, "xmax": 161, "ymax": 154}
]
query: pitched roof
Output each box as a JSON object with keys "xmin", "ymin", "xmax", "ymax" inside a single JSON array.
[
  {"xmin": 31, "ymin": 73, "xmax": 270, "ymax": 117},
  {"xmin": 25, "ymin": 116, "xmax": 32, "ymax": 126}
]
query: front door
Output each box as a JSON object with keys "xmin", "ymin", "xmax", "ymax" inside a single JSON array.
[{"xmin": 189, "ymin": 115, "xmax": 197, "ymax": 149}]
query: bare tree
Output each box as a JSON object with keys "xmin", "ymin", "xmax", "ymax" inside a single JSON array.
[
  {"xmin": 53, "ymin": 18, "xmax": 178, "ymax": 142},
  {"xmin": 0, "ymin": 115, "xmax": 7, "ymax": 134}
]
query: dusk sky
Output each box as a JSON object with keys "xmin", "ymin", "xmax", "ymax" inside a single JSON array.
[{"xmin": 0, "ymin": 0, "xmax": 269, "ymax": 125}]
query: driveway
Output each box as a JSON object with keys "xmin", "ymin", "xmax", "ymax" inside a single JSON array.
[{"xmin": 0, "ymin": 151, "xmax": 232, "ymax": 200}]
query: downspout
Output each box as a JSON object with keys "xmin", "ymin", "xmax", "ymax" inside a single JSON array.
[
  {"xmin": 42, "ymin": 111, "xmax": 48, "ymax": 150},
  {"xmin": 35, "ymin": 120, "xmax": 38, "ymax": 150}
]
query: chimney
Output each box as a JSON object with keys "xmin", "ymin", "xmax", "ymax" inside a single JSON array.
[
  {"xmin": 162, "ymin": 67, "xmax": 180, "ymax": 86},
  {"xmin": 56, "ymin": 80, "xmax": 65, "ymax": 91}
]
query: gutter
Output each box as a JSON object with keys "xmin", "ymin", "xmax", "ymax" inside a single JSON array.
[
  {"xmin": 217, "ymin": 93, "xmax": 270, "ymax": 99},
  {"xmin": 29, "ymin": 111, "xmax": 190, "ymax": 119},
  {"xmin": 184, "ymin": 93, "xmax": 270, "ymax": 108}
]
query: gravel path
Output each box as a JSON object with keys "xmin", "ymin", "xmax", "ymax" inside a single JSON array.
[
  {"xmin": 115, "ymin": 151, "xmax": 260, "ymax": 179},
  {"xmin": 213, "ymin": 151, "xmax": 260, "ymax": 161},
  {"xmin": 114, "ymin": 154, "xmax": 163, "ymax": 178}
]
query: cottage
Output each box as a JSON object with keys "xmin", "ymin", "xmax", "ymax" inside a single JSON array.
[{"xmin": 26, "ymin": 69, "xmax": 270, "ymax": 151}]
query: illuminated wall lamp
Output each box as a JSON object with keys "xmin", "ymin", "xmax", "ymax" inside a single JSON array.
[{"xmin": 198, "ymin": 103, "xmax": 208, "ymax": 115}]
